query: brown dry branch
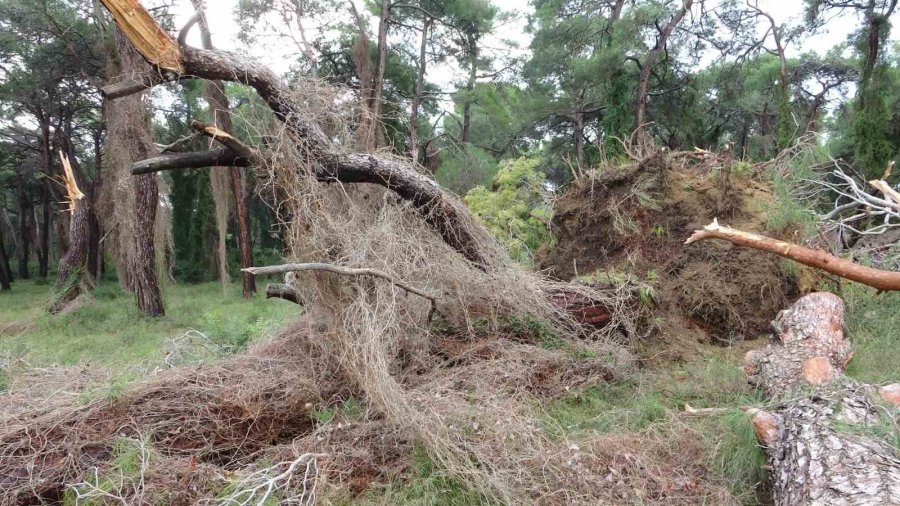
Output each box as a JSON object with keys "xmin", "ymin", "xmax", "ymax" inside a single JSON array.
[
  {"xmin": 686, "ymin": 218, "xmax": 900, "ymax": 291},
  {"xmin": 742, "ymin": 293, "xmax": 900, "ymax": 504}
]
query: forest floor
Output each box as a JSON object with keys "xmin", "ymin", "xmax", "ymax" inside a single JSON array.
[{"xmin": 1, "ymin": 277, "xmax": 896, "ymax": 504}]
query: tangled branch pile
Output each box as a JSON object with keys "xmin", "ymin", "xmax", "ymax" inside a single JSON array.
[{"xmin": 0, "ymin": 4, "xmax": 673, "ymax": 504}]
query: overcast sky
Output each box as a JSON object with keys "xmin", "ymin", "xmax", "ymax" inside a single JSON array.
[{"xmin": 165, "ymin": 0, "xmax": 872, "ymax": 98}]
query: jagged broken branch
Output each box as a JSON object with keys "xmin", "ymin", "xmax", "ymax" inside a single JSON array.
[
  {"xmin": 686, "ymin": 219, "xmax": 900, "ymax": 291},
  {"xmin": 99, "ymin": 0, "xmax": 489, "ymax": 266}
]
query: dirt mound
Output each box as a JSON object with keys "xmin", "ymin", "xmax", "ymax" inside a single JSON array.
[{"xmin": 537, "ymin": 156, "xmax": 800, "ymax": 342}]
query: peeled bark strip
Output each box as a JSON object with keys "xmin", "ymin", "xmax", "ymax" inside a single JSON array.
[
  {"xmin": 745, "ymin": 292, "xmax": 900, "ymax": 505},
  {"xmin": 686, "ymin": 219, "xmax": 900, "ymax": 291}
]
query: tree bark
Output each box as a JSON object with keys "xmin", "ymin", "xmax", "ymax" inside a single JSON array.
[
  {"xmin": 38, "ymin": 181, "xmax": 51, "ymax": 278},
  {"xmin": 16, "ymin": 183, "xmax": 31, "ymax": 279},
  {"xmin": 107, "ymin": 26, "xmax": 166, "ymax": 315},
  {"xmin": 190, "ymin": 0, "xmax": 256, "ymax": 297},
  {"xmin": 409, "ymin": 16, "xmax": 432, "ymax": 161},
  {"xmin": 461, "ymin": 40, "xmax": 478, "ymax": 144},
  {"xmin": 635, "ymin": 0, "xmax": 693, "ymax": 130},
  {"xmin": 131, "ymin": 168, "xmax": 165, "ymax": 315},
  {"xmin": 367, "ymin": 0, "xmax": 391, "ymax": 148},
  {"xmin": 685, "ymin": 219, "xmax": 900, "ymax": 291},
  {"xmin": 742, "ymin": 292, "xmax": 900, "ymax": 505},
  {"xmin": 573, "ymin": 91, "xmax": 585, "ymax": 173}
]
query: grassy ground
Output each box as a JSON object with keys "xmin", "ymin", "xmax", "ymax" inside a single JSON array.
[
  {"xmin": 1, "ymin": 277, "xmax": 896, "ymax": 505},
  {"xmin": 0, "ymin": 278, "xmax": 298, "ymax": 372}
]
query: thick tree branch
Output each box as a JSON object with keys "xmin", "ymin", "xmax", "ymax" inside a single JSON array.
[
  {"xmin": 686, "ymin": 219, "xmax": 900, "ymax": 291},
  {"xmin": 132, "ymin": 148, "xmax": 250, "ymax": 174},
  {"xmin": 99, "ymin": 0, "xmax": 490, "ymax": 267}
]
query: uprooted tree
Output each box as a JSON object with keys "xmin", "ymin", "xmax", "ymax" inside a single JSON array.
[
  {"xmin": 741, "ymin": 292, "xmax": 900, "ymax": 504},
  {"xmin": 0, "ymin": 1, "xmax": 646, "ymax": 503}
]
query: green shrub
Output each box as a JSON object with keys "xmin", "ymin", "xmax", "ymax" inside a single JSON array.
[{"xmin": 464, "ymin": 157, "xmax": 554, "ymax": 264}]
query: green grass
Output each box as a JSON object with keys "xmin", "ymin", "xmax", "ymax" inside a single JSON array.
[
  {"xmin": 843, "ymin": 285, "xmax": 900, "ymax": 384},
  {"xmin": 541, "ymin": 352, "xmax": 768, "ymax": 503},
  {"xmin": 0, "ymin": 278, "xmax": 298, "ymax": 370},
  {"xmin": 348, "ymin": 445, "xmax": 490, "ymax": 506}
]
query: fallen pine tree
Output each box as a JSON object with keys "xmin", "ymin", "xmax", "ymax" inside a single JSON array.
[
  {"xmin": 742, "ymin": 292, "xmax": 900, "ymax": 504},
  {"xmin": 0, "ymin": 1, "xmax": 650, "ymax": 504}
]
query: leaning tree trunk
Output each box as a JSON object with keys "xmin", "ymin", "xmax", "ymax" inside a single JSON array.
[
  {"xmin": 744, "ymin": 292, "xmax": 900, "ymax": 505},
  {"xmin": 49, "ymin": 153, "xmax": 92, "ymax": 313},
  {"xmin": 635, "ymin": 0, "xmax": 693, "ymax": 130}
]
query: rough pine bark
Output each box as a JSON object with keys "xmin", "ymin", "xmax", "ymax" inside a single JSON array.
[
  {"xmin": 744, "ymin": 292, "xmax": 900, "ymax": 505},
  {"xmin": 107, "ymin": 27, "xmax": 165, "ymax": 315},
  {"xmin": 49, "ymin": 202, "xmax": 90, "ymax": 312},
  {"xmin": 131, "ymin": 169, "xmax": 164, "ymax": 315}
]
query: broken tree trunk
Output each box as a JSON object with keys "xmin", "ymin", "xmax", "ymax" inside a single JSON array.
[
  {"xmin": 744, "ymin": 292, "xmax": 900, "ymax": 505},
  {"xmin": 98, "ymin": 0, "xmax": 490, "ymax": 268},
  {"xmin": 50, "ymin": 152, "xmax": 91, "ymax": 313},
  {"xmin": 686, "ymin": 219, "xmax": 900, "ymax": 291}
]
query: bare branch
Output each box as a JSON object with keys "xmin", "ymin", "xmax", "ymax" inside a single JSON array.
[
  {"xmin": 686, "ymin": 218, "xmax": 900, "ymax": 291},
  {"xmin": 243, "ymin": 262, "xmax": 438, "ymax": 303}
]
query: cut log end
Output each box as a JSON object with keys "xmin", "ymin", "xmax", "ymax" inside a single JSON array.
[
  {"xmin": 800, "ymin": 356, "xmax": 835, "ymax": 385},
  {"xmin": 747, "ymin": 408, "xmax": 780, "ymax": 447}
]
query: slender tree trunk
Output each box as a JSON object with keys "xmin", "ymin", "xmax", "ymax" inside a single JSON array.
[
  {"xmin": 16, "ymin": 184, "xmax": 31, "ymax": 279},
  {"xmin": 37, "ymin": 183, "xmax": 51, "ymax": 278},
  {"xmin": 0, "ymin": 221, "xmax": 11, "ymax": 290},
  {"xmin": 409, "ymin": 16, "xmax": 432, "ymax": 161},
  {"xmin": 573, "ymin": 91, "xmax": 585, "ymax": 173},
  {"xmin": 191, "ymin": 0, "xmax": 256, "ymax": 297},
  {"xmin": 635, "ymin": 0, "xmax": 693, "ymax": 130},
  {"xmin": 368, "ymin": 0, "xmax": 391, "ymax": 148},
  {"xmin": 461, "ymin": 41, "xmax": 478, "ymax": 144},
  {"xmin": 87, "ymin": 129, "xmax": 103, "ymax": 279},
  {"xmin": 348, "ymin": 1, "xmax": 374, "ymax": 149}
]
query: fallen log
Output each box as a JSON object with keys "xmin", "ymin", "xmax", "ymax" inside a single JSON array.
[
  {"xmin": 744, "ymin": 292, "xmax": 900, "ymax": 505},
  {"xmin": 686, "ymin": 218, "xmax": 900, "ymax": 291}
]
